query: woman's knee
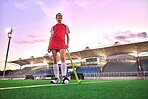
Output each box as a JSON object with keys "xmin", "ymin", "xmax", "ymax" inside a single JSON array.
[
  {"xmin": 53, "ymin": 58, "xmax": 58, "ymax": 64},
  {"xmin": 60, "ymin": 49, "xmax": 66, "ymax": 62},
  {"xmin": 60, "ymin": 56, "xmax": 65, "ymax": 63}
]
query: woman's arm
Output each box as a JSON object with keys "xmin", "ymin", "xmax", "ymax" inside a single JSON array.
[{"xmin": 66, "ymin": 33, "xmax": 70, "ymax": 48}]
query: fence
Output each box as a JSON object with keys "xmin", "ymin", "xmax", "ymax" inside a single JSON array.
[
  {"xmin": 83, "ymin": 71, "xmax": 148, "ymax": 80},
  {"xmin": 0, "ymin": 71, "xmax": 148, "ymax": 80}
]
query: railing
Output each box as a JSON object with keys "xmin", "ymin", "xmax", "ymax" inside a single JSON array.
[
  {"xmin": 0, "ymin": 71, "xmax": 148, "ymax": 80},
  {"xmin": 0, "ymin": 75, "xmax": 26, "ymax": 80},
  {"xmin": 83, "ymin": 71, "xmax": 148, "ymax": 80}
]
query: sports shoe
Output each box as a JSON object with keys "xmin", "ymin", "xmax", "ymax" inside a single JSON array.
[
  {"xmin": 62, "ymin": 76, "xmax": 69, "ymax": 84},
  {"xmin": 50, "ymin": 78, "xmax": 60, "ymax": 84}
]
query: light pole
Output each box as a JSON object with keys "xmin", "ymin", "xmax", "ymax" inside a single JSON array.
[{"xmin": 3, "ymin": 28, "xmax": 13, "ymax": 77}]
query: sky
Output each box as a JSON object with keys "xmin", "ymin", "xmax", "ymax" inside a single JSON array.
[{"xmin": 0, "ymin": 0, "xmax": 148, "ymax": 70}]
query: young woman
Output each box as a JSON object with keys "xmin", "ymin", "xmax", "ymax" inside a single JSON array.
[{"xmin": 48, "ymin": 13, "xmax": 70, "ymax": 84}]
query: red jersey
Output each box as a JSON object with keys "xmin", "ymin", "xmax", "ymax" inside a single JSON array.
[{"xmin": 48, "ymin": 23, "xmax": 70, "ymax": 50}]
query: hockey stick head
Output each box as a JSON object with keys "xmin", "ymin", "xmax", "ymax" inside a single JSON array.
[{"xmin": 78, "ymin": 80, "xmax": 82, "ymax": 84}]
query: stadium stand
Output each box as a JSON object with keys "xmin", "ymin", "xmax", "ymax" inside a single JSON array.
[
  {"xmin": 11, "ymin": 65, "xmax": 50, "ymax": 75},
  {"xmin": 2, "ymin": 41, "xmax": 148, "ymax": 80},
  {"xmin": 11, "ymin": 67, "xmax": 33, "ymax": 75},
  {"xmin": 141, "ymin": 59, "xmax": 148, "ymax": 71},
  {"xmin": 104, "ymin": 61, "xmax": 137, "ymax": 72},
  {"xmin": 34, "ymin": 69, "xmax": 54, "ymax": 76},
  {"xmin": 76, "ymin": 66, "xmax": 101, "ymax": 74}
]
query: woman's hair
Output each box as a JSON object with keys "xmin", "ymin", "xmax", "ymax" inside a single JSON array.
[{"xmin": 56, "ymin": 13, "xmax": 62, "ymax": 18}]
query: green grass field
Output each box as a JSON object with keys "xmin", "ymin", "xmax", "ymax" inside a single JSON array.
[{"xmin": 0, "ymin": 80, "xmax": 148, "ymax": 99}]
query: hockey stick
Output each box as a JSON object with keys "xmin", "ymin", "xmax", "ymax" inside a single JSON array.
[{"xmin": 67, "ymin": 49, "xmax": 82, "ymax": 84}]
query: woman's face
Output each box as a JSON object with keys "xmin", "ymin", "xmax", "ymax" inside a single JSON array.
[{"xmin": 56, "ymin": 13, "xmax": 62, "ymax": 23}]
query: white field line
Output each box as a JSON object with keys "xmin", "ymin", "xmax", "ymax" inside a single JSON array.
[{"xmin": 0, "ymin": 81, "xmax": 110, "ymax": 90}]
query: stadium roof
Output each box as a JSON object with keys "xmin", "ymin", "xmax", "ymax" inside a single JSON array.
[{"xmin": 8, "ymin": 41, "xmax": 148, "ymax": 66}]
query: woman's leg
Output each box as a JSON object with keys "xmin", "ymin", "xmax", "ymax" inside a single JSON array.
[
  {"xmin": 51, "ymin": 50, "xmax": 59, "ymax": 79},
  {"xmin": 60, "ymin": 49, "xmax": 67, "ymax": 77}
]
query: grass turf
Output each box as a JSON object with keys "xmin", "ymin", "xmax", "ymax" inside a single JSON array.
[{"xmin": 0, "ymin": 80, "xmax": 148, "ymax": 99}]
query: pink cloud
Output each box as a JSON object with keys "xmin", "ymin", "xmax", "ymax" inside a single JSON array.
[
  {"xmin": 98, "ymin": 0, "xmax": 118, "ymax": 10},
  {"xmin": 16, "ymin": 39, "xmax": 46, "ymax": 44},
  {"xmin": 114, "ymin": 31, "xmax": 148, "ymax": 43},
  {"xmin": 15, "ymin": 35, "xmax": 46, "ymax": 44},
  {"xmin": 73, "ymin": 0, "xmax": 118, "ymax": 10},
  {"xmin": 27, "ymin": 35, "xmax": 38, "ymax": 38},
  {"xmin": 12, "ymin": 0, "xmax": 31, "ymax": 10}
]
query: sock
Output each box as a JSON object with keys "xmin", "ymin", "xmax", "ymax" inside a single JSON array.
[
  {"xmin": 53, "ymin": 64, "xmax": 59, "ymax": 79},
  {"xmin": 61, "ymin": 62, "xmax": 67, "ymax": 77}
]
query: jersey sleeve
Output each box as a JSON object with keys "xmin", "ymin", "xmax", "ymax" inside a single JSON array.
[
  {"xmin": 65, "ymin": 25, "xmax": 70, "ymax": 34},
  {"xmin": 50, "ymin": 26, "xmax": 54, "ymax": 35}
]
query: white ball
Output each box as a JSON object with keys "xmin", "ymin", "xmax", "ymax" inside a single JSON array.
[{"xmin": 64, "ymin": 80, "xmax": 69, "ymax": 84}]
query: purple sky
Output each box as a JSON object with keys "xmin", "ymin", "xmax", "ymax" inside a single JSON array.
[{"xmin": 0, "ymin": 0, "xmax": 148, "ymax": 70}]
